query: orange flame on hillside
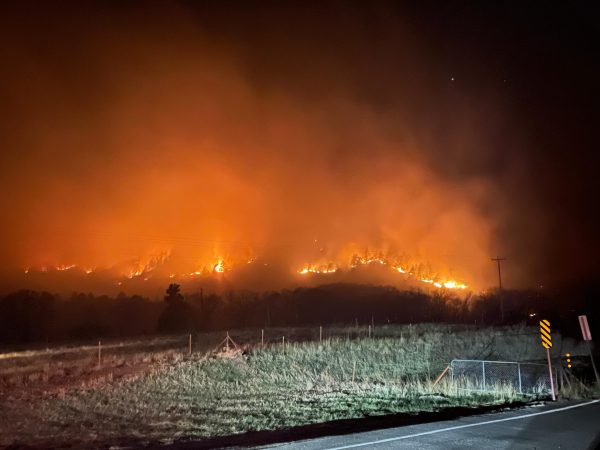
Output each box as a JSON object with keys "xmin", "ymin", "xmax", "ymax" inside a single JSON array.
[
  {"xmin": 298, "ymin": 249, "xmax": 468, "ymax": 290},
  {"xmin": 22, "ymin": 247, "xmax": 469, "ymax": 291},
  {"xmin": 299, "ymin": 263, "xmax": 339, "ymax": 274},
  {"xmin": 214, "ymin": 259, "xmax": 225, "ymax": 273},
  {"xmin": 21, "ymin": 242, "xmax": 471, "ymax": 292}
]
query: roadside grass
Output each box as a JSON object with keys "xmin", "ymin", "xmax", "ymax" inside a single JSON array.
[
  {"xmin": 0, "ymin": 324, "xmax": 593, "ymax": 447},
  {"xmin": 0, "ymin": 322, "xmax": 588, "ymax": 384},
  {"xmin": 558, "ymin": 378, "xmax": 600, "ymax": 400},
  {"xmin": 1, "ymin": 324, "xmax": 551, "ymax": 447}
]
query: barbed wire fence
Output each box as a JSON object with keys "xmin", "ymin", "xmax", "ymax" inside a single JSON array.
[{"xmin": 1, "ymin": 327, "xmax": 571, "ymax": 394}]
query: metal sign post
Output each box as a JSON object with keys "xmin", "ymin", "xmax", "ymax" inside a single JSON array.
[
  {"xmin": 579, "ymin": 315, "xmax": 592, "ymax": 341},
  {"xmin": 540, "ymin": 319, "xmax": 556, "ymax": 400},
  {"xmin": 578, "ymin": 315, "xmax": 599, "ymax": 385}
]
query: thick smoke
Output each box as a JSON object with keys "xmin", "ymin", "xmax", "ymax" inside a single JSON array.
[{"xmin": 0, "ymin": 2, "xmax": 539, "ymax": 294}]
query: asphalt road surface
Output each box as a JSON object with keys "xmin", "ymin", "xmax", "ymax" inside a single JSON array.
[{"xmin": 263, "ymin": 400, "xmax": 600, "ymax": 450}]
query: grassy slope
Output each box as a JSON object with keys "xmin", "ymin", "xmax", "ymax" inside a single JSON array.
[{"xmin": 0, "ymin": 324, "xmax": 588, "ymax": 446}]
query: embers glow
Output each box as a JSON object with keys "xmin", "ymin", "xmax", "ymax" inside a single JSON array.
[
  {"xmin": 299, "ymin": 264, "xmax": 338, "ymax": 275},
  {"xmin": 214, "ymin": 260, "xmax": 225, "ymax": 273},
  {"xmin": 22, "ymin": 249, "xmax": 467, "ymax": 290},
  {"xmin": 298, "ymin": 250, "xmax": 469, "ymax": 290},
  {"xmin": 441, "ymin": 280, "xmax": 467, "ymax": 290},
  {"xmin": 123, "ymin": 251, "xmax": 171, "ymax": 279}
]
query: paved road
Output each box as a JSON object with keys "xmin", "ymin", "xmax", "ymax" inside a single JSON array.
[{"xmin": 262, "ymin": 400, "xmax": 600, "ymax": 450}]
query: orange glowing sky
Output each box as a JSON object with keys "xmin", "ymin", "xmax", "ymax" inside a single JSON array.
[{"xmin": 2, "ymin": 2, "xmax": 596, "ymax": 294}]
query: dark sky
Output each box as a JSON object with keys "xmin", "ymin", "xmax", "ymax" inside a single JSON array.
[{"xmin": 0, "ymin": 1, "xmax": 598, "ymax": 290}]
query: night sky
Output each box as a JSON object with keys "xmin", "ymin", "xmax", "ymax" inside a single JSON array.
[{"xmin": 0, "ymin": 1, "xmax": 598, "ymax": 291}]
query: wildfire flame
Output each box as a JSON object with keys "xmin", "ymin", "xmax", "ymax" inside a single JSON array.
[
  {"xmin": 299, "ymin": 263, "xmax": 338, "ymax": 274},
  {"xmin": 123, "ymin": 251, "xmax": 171, "ymax": 279},
  {"xmin": 214, "ymin": 259, "xmax": 225, "ymax": 273},
  {"xmin": 21, "ymin": 246, "xmax": 468, "ymax": 290},
  {"xmin": 298, "ymin": 250, "xmax": 468, "ymax": 290}
]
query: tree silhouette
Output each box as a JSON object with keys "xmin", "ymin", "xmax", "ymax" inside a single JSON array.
[
  {"xmin": 158, "ymin": 284, "xmax": 192, "ymax": 332},
  {"xmin": 164, "ymin": 283, "xmax": 184, "ymax": 304}
]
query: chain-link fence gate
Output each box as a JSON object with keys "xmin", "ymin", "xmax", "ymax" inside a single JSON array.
[{"xmin": 450, "ymin": 359, "xmax": 556, "ymax": 395}]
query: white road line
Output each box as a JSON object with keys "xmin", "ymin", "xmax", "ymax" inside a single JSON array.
[{"xmin": 324, "ymin": 400, "xmax": 600, "ymax": 450}]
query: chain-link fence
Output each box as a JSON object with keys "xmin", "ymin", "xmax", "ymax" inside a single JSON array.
[{"xmin": 450, "ymin": 359, "xmax": 556, "ymax": 395}]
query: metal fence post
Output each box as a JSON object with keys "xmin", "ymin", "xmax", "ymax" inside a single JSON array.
[
  {"xmin": 517, "ymin": 362, "xmax": 522, "ymax": 394},
  {"xmin": 482, "ymin": 361, "xmax": 486, "ymax": 391}
]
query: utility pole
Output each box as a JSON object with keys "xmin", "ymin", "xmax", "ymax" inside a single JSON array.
[
  {"xmin": 491, "ymin": 257, "xmax": 506, "ymax": 322},
  {"xmin": 491, "ymin": 257, "xmax": 506, "ymax": 289}
]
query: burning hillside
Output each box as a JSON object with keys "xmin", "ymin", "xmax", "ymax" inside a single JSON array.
[
  {"xmin": 0, "ymin": 2, "xmax": 513, "ymax": 295},
  {"xmin": 298, "ymin": 247, "xmax": 468, "ymax": 290},
  {"xmin": 14, "ymin": 243, "xmax": 471, "ymax": 296}
]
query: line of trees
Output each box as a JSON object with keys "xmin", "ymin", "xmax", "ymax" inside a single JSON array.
[{"xmin": 0, "ymin": 282, "xmax": 598, "ymax": 345}]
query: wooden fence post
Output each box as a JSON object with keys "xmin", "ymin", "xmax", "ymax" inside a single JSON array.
[
  {"xmin": 98, "ymin": 340, "xmax": 102, "ymax": 366},
  {"xmin": 188, "ymin": 333, "xmax": 192, "ymax": 356},
  {"xmin": 352, "ymin": 361, "xmax": 356, "ymax": 384},
  {"xmin": 432, "ymin": 365, "xmax": 450, "ymax": 387},
  {"xmin": 261, "ymin": 329, "xmax": 264, "ymax": 347},
  {"xmin": 319, "ymin": 326, "xmax": 322, "ymax": 343}
]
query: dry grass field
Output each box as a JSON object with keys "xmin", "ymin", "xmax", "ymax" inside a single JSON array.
[{"xmin": 0, "ymin": 324, "xmax": 591, "ymax": 448}]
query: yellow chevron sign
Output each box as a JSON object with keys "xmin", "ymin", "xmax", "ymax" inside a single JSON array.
[{"xmin": 540, "ymin": 319, "xmax": 552, "ymax": 349}]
